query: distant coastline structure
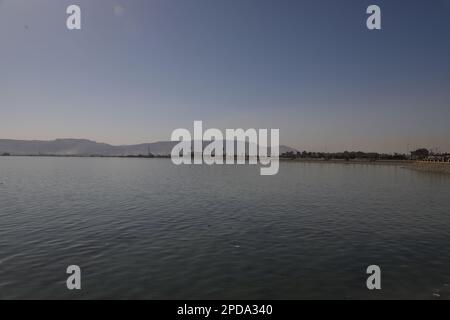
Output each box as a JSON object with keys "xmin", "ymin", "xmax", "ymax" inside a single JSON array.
[{"xmin": 423, "ymin": 154, "xmax": 450, "ymax": 163}]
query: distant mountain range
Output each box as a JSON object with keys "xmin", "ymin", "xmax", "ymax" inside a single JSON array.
[{"xmin": 0, "ymin": 139, "xmax": 299, "ymax": 156}]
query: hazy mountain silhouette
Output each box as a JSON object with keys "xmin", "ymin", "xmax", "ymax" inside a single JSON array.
[{"xmin": 0, "ymin": 139, "xmax": 298, "ymax": 156}]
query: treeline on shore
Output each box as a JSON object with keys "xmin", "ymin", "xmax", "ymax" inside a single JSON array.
[
  {"xmin": 1, "ymin": 148, "xmax": 448, "ymax": 162},
  {"xmin": 280, "ymin": 148, "xmax": 449, "ymax": 161},
  {"xmin": 280, "ymin": 151, "xmax": 408, "ymax": 161}
]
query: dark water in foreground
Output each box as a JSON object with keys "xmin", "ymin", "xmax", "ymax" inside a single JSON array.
[{"xmin": 1, "ymin": 157, "xmax": 450, "ymax": 299}]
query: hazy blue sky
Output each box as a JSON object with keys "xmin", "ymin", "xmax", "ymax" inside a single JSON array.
[{"xmin": 1, "ymin": 0, "xmax": 450, "ymax": 152}]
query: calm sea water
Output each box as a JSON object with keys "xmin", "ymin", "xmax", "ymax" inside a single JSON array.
[{"xmin": 1, "ymin": 157, "xmax": 450, "ymax": 299}]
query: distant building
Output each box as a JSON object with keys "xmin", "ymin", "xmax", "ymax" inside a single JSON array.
[
  {"xmin": 424, "ymin": 154, "xmax": 450, "ymax": 162},
  {"xmin": 410, "ymin": 148, "xmax": 430, "ymax": 160}
]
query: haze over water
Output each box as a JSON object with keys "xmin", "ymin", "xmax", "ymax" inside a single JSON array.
[{"xmin": 1, "ymin": 157, "xmax": 450, "ymax": 299}]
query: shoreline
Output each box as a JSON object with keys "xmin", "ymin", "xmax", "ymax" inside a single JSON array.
[
  {"xmin": 283, "ymin": 158, "xmax": 450, "ymax": 174},
  {"xmin": 2, "ymin": 155, "xmax": 450, "ymax": 175},
  {"xmin": 0, "ymin": 155, "xmax": 414, "ymax": 165},
  {"xmin": 280, "ymin": 159, "xmax": 414, "ymax": 165},
  {"xmin": 407, "ymin": 162, "xmax": 450, "ymax": 175}
]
